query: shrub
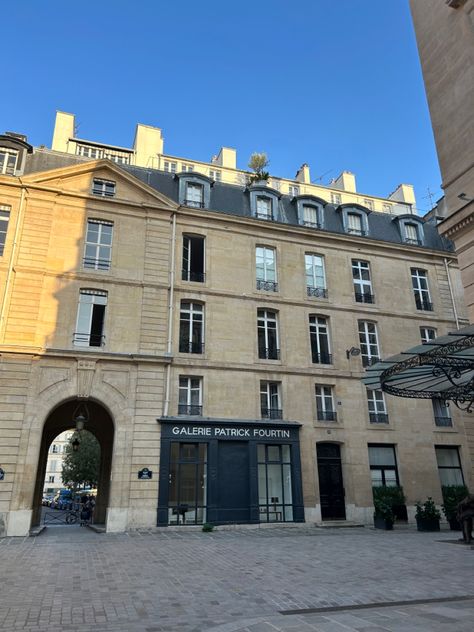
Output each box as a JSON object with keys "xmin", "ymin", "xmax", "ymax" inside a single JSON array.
[
  {"xmin": 441, "ymin": 485, "xmax": 469, "ymax": 520},
  {"xmin": 415, "ymin": 497, "xmax": 441, "ymax": 520},
  {"xmin": 202, "ymin": 522, "xmax": 214, "ymax": 532}
]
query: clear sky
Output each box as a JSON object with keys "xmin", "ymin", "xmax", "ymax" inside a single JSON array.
[{"xmin": 2, "ymin": 0, "xmax": 441, "ymax": 213}]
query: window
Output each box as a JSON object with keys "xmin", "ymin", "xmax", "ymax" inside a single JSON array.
[
  {"xmin": 256, "ymin": 196, "xmax": 273, "ymax": 220},
  {"xmin": 0, "ymin": 205, "xmax": 11, "ymax": 256},
  {"xmin": 258, "ymin": 309, "xmax": 279, "ymax": 360},
  {"xmin": 315, "ymin": 385, "xmax": 337, "ymax": 421},
  {"xmin": 258, "ymin": 444, "xmax": 293, "ymax": 522},
  {"xmin": 169, "ymin": 442, "xmax": 207, "ymax": 525},
  {"xmin": 92, "ymin": 179, "xmax": 116, "ymax": 197},
  {"xmin": 181, "ymin": 163, "xmax": 194, "ymax": 172},
  {"xmin": 50, "ymin": 461, "xmax": 57, "ymax": 473},
  {"xmin": 302, "ymin": 204, "xmax": 320, "ymax": 228},
  {"xmin": 83, "ymin": 220, "xmax": 113, "ymax": 270},
  {"xmin": 309, "ymin": 316, "xmax": 332, "ymax": 364},
  {"xmin": 352, "ymin": 260, "xmax": 374, "ymax": 303},
  {"xmin": 432, "ymin": 399, "xmax": 452, "ymax": 427},
  {"xmin": 367, "ymin": 389, "xmax": 389, "ymax": 424},
  {"xmin": 358, "ymin": 321, "xmax": 380, "ymax": 367},
  {"xmin": 209, "ymin": 169, "xmax": 222, "ymax": 181},
  {"xmin": 404, "ymin": 223, "xmax": 421, "ymax": 245},
  {"xmin": 179, "ymin": 302, "xmax": 204, "ymax": 354},
  {"xmin": 76, "ymin": 145, "xmax": 130, "ymax": 164},
  {"xmin": 182, "ymin": 235, "xmax": 205, "ymax": 282},
  {"xmin": 420, "ymin": 327, "xmax": 436, "ymax": 343},
  {"xmin": 184, "ymin": 182, "xmax": 204, "ymax": 208},
  {"xmin": 256, "ymin": 246, "xmax": 277, "ymax": 291},
  {"xmin": 305, "ymin": 254, "xmax": 327, "ymax": 298},
  {"xmin": 48, "ymin": 476, "xmax": 55, "ymax": 483},
  {"xmin": 368, "ymin": 445, "xmax": 399, "ymax": 486},
  {"xmin": 164, "ymin": 160, "xmax": 177, "ymax": 173},
  {"xmin": 260, "ymin": 381, "xmax": 282, "ymax": 419},
  {"xmin": 178, "ymin": 377, "xmax": 202, "ymax": 416},
  {"xmin": 382, "ymin": 203, "xmax": 392, "ymax": 214},
  {"xmin": 435, "ymin": 447, "xmax": 464, "ymax": 486},
  {"xmin": 363, "ymin": 198, "xmax": 374, "ymax": 211},
  {"xmin": 331, "ymin": 192, "xmax": 341, "ymax": 205},
  {"xmin": 411, "ymin": 268, "xmax": 433, "ymax": 311},
  {"xmin": 346, "ymin": 212, "xmax": 363, "ymax": 235},
  {"xmin": 288, "ymin": 185, "xmax": 300, "ymax": 197},
  {"xmin": 51, "ymin": 444, "xmax": 59, "ymax": 453},
  {"xmin": 0, "ymin": 148, "xmax": 18, "ymax": 175},
  {"xmin": 77, "ymin": 145, "xmax": 101, "ymax": 159},
  {"xmin": 74, "ymin": 289, "xmax": 107, "ymax": 347}
]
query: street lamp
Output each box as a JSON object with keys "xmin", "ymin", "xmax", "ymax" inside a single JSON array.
[{"xmin": 71, "ymin": 437, "xmax": 81, "ymax": 452}]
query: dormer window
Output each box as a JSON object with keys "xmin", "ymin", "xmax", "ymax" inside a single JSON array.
[
  {"xmin": 295, "ymin": 196, "xmax": 325, "ymax": 229},
  {"xmin": 177, "ymin": 173, "xmax": 213, "ymax": 209},
  {"xmin": 404, "ymin": 223, "xmax": 421, "ymax": 245},
  {"xmin": 248, "ymin": 185, "xmax": 281, "ymax": 222},
  {"xmin": 347, "ymin": 213, "xmax": 362, "ymax": 235},
  {"xmin": 0, "ymin": 148, "xmax": 18, "ymax": 175},
  {"xmin": 185, "ymin": 182, "xmax": 204, "ymax": 208},
  {"xmin": 393, "ymin": 215, "xmax": 425, "ymax": 246},
  {"xmin": 338, "ymin": 204, "xmax": 370, "ymax": 237},
  {"xmin": 256, "ymin": 196, "xmax": 273, "ymax": 220},
  {"xmin": 92, "ymin": 179, "xmax": 116, "ymax": 197}
]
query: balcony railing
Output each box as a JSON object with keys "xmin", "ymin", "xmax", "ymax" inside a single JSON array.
[
  {"xmin": 83, "ymin": 257, "xmax": 111, "ymax": 271},
  {"xmin": 261, "ymin": 407, "xmax": 283, "ymax": 420},
  {"xmin": 405, "ymin": 238, "xmax": 422, "ymax": 246},
  {"xmin": 256, "ymin": 212, "xmax": 273, "ymax": 221},
  {"xmin": 317, "ymin": 410, "xmax": 337, "ymax": 422},
  {"xmin": 179, "ymin": 341, "xmax": 204, "ymax": 354},
  {"xmin": 73, "ymin": 332, "xmax": 105, "ymax": 347},
  {"xmin": 182, "ymin": 270, "xmax": 206, "ymax": 283},
  {"xmin": 300, "ymin": 220, "xmax": 321, "ymax": 229},
  {"xmin": 415, "ymin": 297, "xmax": 434, "ymax": 312},
  {"xmin": 257, "ymin": 279, "xmax": 278, "ymax": 292},
  {"xmin": 178, "ymin": 404, "xmax": 202, "ymax": 416},
  {"xmin": 346, "ymin": 228, "xmax": 367, "ymax": 236},
  {"xmin": 355, "ymin": 292, "xmax": 375, "ymax": 304},
  {"xmin": 369, "ymin": 412, "xmax": 389, "ymax": 424},
  {"xmin": 435, "ymin": 416, "xmax": 453, "ymax": 427},
  {"xmin": 362, "ymin": 355, "xmax": 380, "ymax": 367},
  {"xmin": 307, "ymin": 286, "xmax": 328, "ymax": 299},
  {"xmin": 259, "ymin": 347, "xmax": 280, "ymax": 360},
  {"xmin": 311, "ymin": 352, "xmax": 332, "ymax": 365},
  {"xmin": 183, "ymin": 199, "xmax": 205, "ymax": 208}
]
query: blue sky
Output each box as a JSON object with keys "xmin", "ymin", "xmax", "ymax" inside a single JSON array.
[{"xmin": 2, "ymin": 1, "xmax": 441, "ymax": 212}]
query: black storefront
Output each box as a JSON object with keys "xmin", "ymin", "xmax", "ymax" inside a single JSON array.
[{"xmin": 157, "ymin": 419, "xmax": 304, "ymax": 526}]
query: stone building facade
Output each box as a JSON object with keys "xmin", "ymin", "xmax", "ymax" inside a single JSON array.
[{"xmin": 0, "ymin": 123, "xmax": 472, "ymax": 536}]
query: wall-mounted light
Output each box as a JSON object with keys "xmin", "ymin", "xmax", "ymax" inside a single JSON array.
[{"xmin": 346, "ymin": 346, "xmax": 361, "ymax": 359}]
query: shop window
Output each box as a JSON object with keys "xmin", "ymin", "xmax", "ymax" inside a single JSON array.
[
  {"xmin": 256, "ymin": 246, "xmax": 277, "ymax": 292},
  {"xmin": 358, "ymin": 320, "xmax": 380, "ymax": 367},
  {"xmin": 0, "ymin": 204, "xmax": 11, "ymax": 256},
  {"xmin": 178, "ymin": 376, "xmax": 202, "ymax": 416},
  {"xmin": 368, "ymin": 444, "xmax": 399, "ymax": 486},
  {"xmin": 260, "ymin": 381, "xmax": 282, "ymax": 419},
  {"xmin": 435, "ymin": 446, "xmax": 464, "ymax": 486},
  {"xmin": 432, "ymin": 399, "xmax": 452, "ymax": 427},
  {"xmin": 309, "ymin": 315, "xmax": 332, "ymax": 364},
  {"xmin": 92, "ymin": 178, "xmax": 116, "ymax": 197},
  {"xmin": 352, "ymin": 260, "xmax": 374, "ymax": 304},
  {"xmin": 258, "ymin": 444, "xmax": 293, "ymax": 522},
  {"xmin": 420, "ymin": 326, "xmax": 436, "ymax": 343},
  {"xmin": 74, "ymin": 289, "xmax": 107, "ymax": 347},
  {"xmin": 411, "ymin": 268, "xmax": 433, "ymax": 311},
  {"xmin": 182, "ymin": 234, "xmax": 205, "ymax": 282},
  {"xmin": 305, "ymin": 254, "xmax": 327, "ymax": 298},
  {"xmin": 367, "ymin": 389, "xmax": 389, "ymax": 424},
  {"xmin": 83, "ymin": 219, "xmax": 113, "ymax": 271},
  {"xmin": 179, "ymin": 301, "xmax": 204, "ymax": 354},
  {"xmin": 257, "ymin": 309, "xmax": 280, "ymax": 360},
  {"xmin": 315, "ymin": 385, "xmax": 337, "ymax": 422},
  {"xmin": 169, "ymin": 442, "xmax": 207, "ymax": 525}
]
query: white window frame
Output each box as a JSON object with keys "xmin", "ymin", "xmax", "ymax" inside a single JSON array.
[
  {"xmin": 305, "ymin": 254, "xmax": 326, "ymax": 298},
  {"xmin": 256, "ymin": 246, "xmax": 277, "ymax": 291},
  {"xmin": 420, "ymin": 327, "xmax": 436, "ymax": 343},
  {"xmin": 411, "ymin": 268, "xmax": 432, "ymax": 310},
  {"xmin": 347, "ymin": 212, "xmax": 363, "ymax": 235},
  {"xmin": 256, "ymin": 196, "xmax": 273, "ymax": 220},
  {"xmin": 363, "ymin": 198, "xmax": 374, "ymax": 211},
  {"xmin": 181, "ymin": 163, "xmax": 194, "ymax": 172},
  {"xmin": 178, "ymin": 376, "xmax": 202, "ymax": 415},
  {"xmin": 182, "ymin": 234, "xmax": 205, "ymax": 282},
  {"xmin": 164, "ymin": 160, "xmax": 177, "ymax": 173},
  {"xmin": 92, "ymin": 179, "xmax": 116, "ymax": 197},
  {"xmin": 0, "ymin": 148, "xmax": 19, "ymax": 175},
  {"xmin": 288, "ymin": 184, "xmax": 300, "ymax": 197},
  {"xmin": 0, "ymin": 204, "xmax": 11, "ymax": 256},
  {"xmin": 74, "ymin": 289, "xmax": 107, "ymax": 347},
  {"xmin": 358, "ymin": 321, "xmax": 380, "ymax": 367},
  {"xmin": 367, "ymin": 389, "xmax": 388, "ymax": 423},
  {"xmin": 260, "ymin": 381, "xmax": 282, "ymax": 419},
  {"xmin": 331, "ymin": 192, "xmax": 341, "ymax": 205},
  {"xmin": 185, "ymin": 182, "xmax": 204, "ymax": 208},
  {"xmin": 352, "ymin": 260, "xmax": 374, "ymax": 303},
  {"xmin": 257, "ymin": 309, "xmax": 279, "ymax": 360},
  {"xmin": 209, "ymin": 169, "xmax": 222, "ymax": 181},
  {"xmin": 84, "ymin": 219, "xmax": 113, "ymax": 271},
  {"xmin": 179, "ymin": 301, "xmax": 204, "ymax": 354},
  {"xmin": 315, "ymin": 385, "xmax": 336, "ymax": 421},
  {"xmin": 309, "ymin": 315, "xmax": 331, "ymax": 364},
  {"xmin": 432, "ymin": 399, "xmax": 452, "ymax": 427}
]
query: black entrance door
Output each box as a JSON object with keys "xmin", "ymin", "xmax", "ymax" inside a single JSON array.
[
  {"xmin": 216, "ymin": 441, "xmax": 250, "ymax": 523},
  {"xmin": 317, "ymin": 443, "xmax": 346, "ymax": 520}
]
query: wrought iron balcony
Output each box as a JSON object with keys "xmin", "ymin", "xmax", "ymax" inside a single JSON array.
[
  {"xmin": 311, "ymin": 352, "xmax": 332, "ymax": 365},
  {"xmin": 369, "ymin": 412, "xmax": 389, "ymax": 424},
  {"xmin": 183, "ymin": 199, "xmax": 205, "ymax": 208},
  {"xmin": 346, "ymin": 228, "xmax": 367, "ymax": 236},
  {"xmin": 261, "ymin": 407, "xmax": 283, "ymax": 420},
  {"xmin": 300, "ymin": 220, "xmax": 321, "ymax": 229},
  {"xmin": 355, "ymin": 292, "xmax": 375, "ymax": 304},
  {"xmin": 435, "ymin": 416, "xmax": 453, "ymax": 427},
  {"xmin": 179, "ymin": 341, "xmax": 204, "ymax": 354},
  {"xmin": 257, "ymin": 279, "xmax": 278, "ymax": 292},
  {"xmin": 178, "ymin": 404, "xmax": 203, "ymax": 416},
  {"xmin": 362, "ymin": 355, "xmax": 380, "ymax": 367},
  {"xmin": 259, "ymin": 347, "xmax": 280, "ymax": 360},
  {"xmin": 307, "ymin": 286, "xmax": 328, "ymax": 298},
  {"xmin": 317, "ymin": 410, "xmax": 337, "ymax": 422},
  {"xmin": 256, "ymin": 212, "xmax": 273, "ymax": 221},
  {"xmin": 415, "ymin": 297, "xmax": 434, "ymax": 311},
  {"xmin": 73, "ymin": 332, "xmax": 105, "ymax": 347},
  {"xmin": 83, "ymin": 257, "xmax": 111, "ymax": 271},
  {"xmin": 405, "ymin": 238, "xmax": 422, "ymax": 246},
  {"xmin": 182, "ymin": 270, "xmax": 206, "ymax": 283}
]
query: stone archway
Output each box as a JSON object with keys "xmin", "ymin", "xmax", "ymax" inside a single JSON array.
[{"xmin": 31, "ymin": 399, "xmax": 115, "ymax": 528}]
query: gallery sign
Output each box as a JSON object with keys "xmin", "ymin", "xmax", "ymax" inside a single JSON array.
[{"xmin": 169, "ymin": 425, "xmax": 293, "ymax": 440}]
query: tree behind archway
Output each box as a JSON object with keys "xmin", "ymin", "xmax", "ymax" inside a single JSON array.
[{"xmin": 62, "ymin": 430, "xmax": 100, "ymax": 489}]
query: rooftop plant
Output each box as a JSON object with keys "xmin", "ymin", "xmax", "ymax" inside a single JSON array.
[{"xmin": 248, "ymin": 152, "xmax": 270, "ymax": 184}]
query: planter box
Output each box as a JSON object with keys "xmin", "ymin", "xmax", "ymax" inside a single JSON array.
[
  {"xmin": 374, "ymin": 516, "xmax": 394, "ymax": 530},
  {"xmin": 416, "ymin": 517, "xmax": 440, "ymax": 532}
]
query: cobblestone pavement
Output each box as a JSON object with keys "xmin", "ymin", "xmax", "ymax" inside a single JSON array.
[{"xmin": 0, "ymin": 525, "xmax": 473, "ymax": 632}]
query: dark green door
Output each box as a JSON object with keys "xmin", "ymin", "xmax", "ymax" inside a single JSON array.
[{"xmin": 216, "ymin": 442, "xmax": 250, "ymax": 523}]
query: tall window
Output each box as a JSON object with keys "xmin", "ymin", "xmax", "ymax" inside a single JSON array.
[
  {"xmin": 368, "ymin": 445, "xmax": 399, "ymax": 486},
  {"xmin": 260, "ymin": 381, "xmax": 282, "ymax": 419},
  {"xmin": 256, "ymin": 246, "xmax": 277, "ymax": 291},
  {"xmin": 309, "ymin": 316, "xmax": 331, "ymax": 364},
  {"xmin": 331, "ymin": 192, "xmax": 341, "ymax": 205},
  {"xmin": 74, "ymin": 289, "xmax": 107, "ymax": 347},
  {"xmin": 179, "ymin": 302, "xmax": 204, "ymax": 354},
  {"xmin": 83, "ymin": 220, "xmax": 113, "ymax": 270},
  {"xmin": 182, "ymin": 235, "xmax": 205, "ymax": 282},
  {"xmin": 432, "ymin": 399, "xmax": 452, "ymax": 427},
  {"xmin": 169, "ymin": 443, "xmax": 207, "ymax": 525},
  {"xmin": 258, "ymin": 445, "xmax": 293, "ymax": 522},
  {"xmin": 305, "ymin": 254, "xmax": 327, "ymax": 298},
  {"xmin": 0, "ymin": 148, "xmax": 18, "ymax": 175},
  {"xmin": 92, "ymin": 179, "xmax": 116, "ymax": 197},
  {"xmin": 0, "ymin": 205, "xmax": 11, "ymax": 256},
  {"xmin": 435, "ymin": 447, "xmax": 464, "ymax": 486},
  {"xmin": 164, "ymin": 160, "xmax": 177, "ymax": 173},
  {"xmin": 352, "ymin": 260, "xmax": 374, "ymax": 303},
  {"xmin": 178, "ymin": 377, "xmax": 202, "ymax": 416},
  {"xmin": 302, "ymin": 205, "xmax": 320, "ymax": 228},
  {"xmin": 420, "ymin": 327, "xmax": 436, "ymax": 343},
  {"xmin": 411, "ymin": 268, "xmax": 433, "ymax": 311},
  {"xmin": 347, "ymin": 212, "xmax": 363, "ymax": 235},
  {"xmin": 315, "ymin": 385, "xmax": 337, "ymax": 421},
  {"xmin": 257, "ymin": 309, "xmax": 279, "ymax": 360},
  {"xmin": 256, "ymin": 196, "xmax": 273, "ymax": 220},
  {"xmin": 405, "ymin": 223, "xmax": 421, "ymax": 245},
  {"xmin": 358, "ymin": 321, "xmax": 380, "ymax": 367},
  {"xmin": 185, "ymin": 182, "xmax": 204, "ymax": 208},
  {"xmin": 367, "ymin": 389, "xmax": 388, "ymax": 424}
]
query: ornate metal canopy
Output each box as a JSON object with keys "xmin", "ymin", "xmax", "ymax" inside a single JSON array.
[{"xmin": 363, "ymin": 324, "xmax": 474, "ymax": 412}]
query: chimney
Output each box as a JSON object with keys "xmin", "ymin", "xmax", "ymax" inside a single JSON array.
[
  {"xmin": 52, "ymin": 111, "xmax": 75, "ymax": 152},
  {"xmin": 332, "ymin": 171, "xmax": 357, "ymax": 193},
  {"xmin": 295, "ymin": 163, "xmax": 311, "ymax": 183},
  {"xmin": 214, "ymin": 147, "xmax": 236, "ymax": 169}
]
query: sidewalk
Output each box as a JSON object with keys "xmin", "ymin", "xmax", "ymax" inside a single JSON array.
[{"xmin": 0, "ymin": 525, "xmax": 472, "ymax": 631}]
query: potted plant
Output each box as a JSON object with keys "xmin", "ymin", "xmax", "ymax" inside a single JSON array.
[
  {"xmin": 442, "ymin": 485, "xmax": 469, "ymax": 530},
  {"xmin": 247, "ymin": 152, "xmax": 270, "ymax": 185},
  {"xmin": 415, "ymin": 497, "xmax": 441, "ymax": 531},
  {"xmin": 372, "ymin": 486, "xmax": 400, "ymax": 530}
]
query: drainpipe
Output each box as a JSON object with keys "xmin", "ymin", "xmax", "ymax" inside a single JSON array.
[
  {"xmin": 0, "ymin": 181, "xmax": 27, "ymax": 341},
  {"xmin": 444, "ymin": 258, "xmax": 459, "ymax": 329},
  {"xmin": 163, "ymin": 212, "xmax": 177, "ymax": 417}
]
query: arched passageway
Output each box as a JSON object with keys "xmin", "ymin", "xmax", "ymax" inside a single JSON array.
[{"xmin": 31, "ymin": 399, "xmax": 114, "ymax": 528}]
